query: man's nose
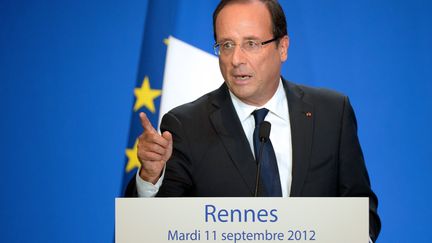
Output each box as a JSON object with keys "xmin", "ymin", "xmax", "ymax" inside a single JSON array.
[{"xmin": 231, "ymin": 45, "xmax": 247, "ymax": 67}]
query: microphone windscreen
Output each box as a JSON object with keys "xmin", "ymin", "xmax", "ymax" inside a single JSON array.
[{"xmin": 259, "ymin": 121, "xmax": 271, "ymax": 141}]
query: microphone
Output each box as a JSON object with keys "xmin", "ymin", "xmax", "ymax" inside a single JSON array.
[{"xmin": 254, "ymin": 121, "xmax": 271, "ymax": 197}]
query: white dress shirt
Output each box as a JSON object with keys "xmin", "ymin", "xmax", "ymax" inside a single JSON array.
[
  {"xmin": 136, "ymin": 79, "xmax": 293, "ymax": 197},
  {"xmin": 229, "ymin": 80, "xmax": 292, "ymax": 196}
]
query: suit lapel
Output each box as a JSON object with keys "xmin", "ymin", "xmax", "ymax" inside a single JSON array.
[
  {"xmin": 209, "ymin": 84, "xmax": 257, "ymax": 195},
  {"xmin": 283, "ymin": 80, "xmax": 314, "ymax": 197}
]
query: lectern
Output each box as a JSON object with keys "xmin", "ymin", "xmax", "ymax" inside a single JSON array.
[{"xmin": 116, "ymin": 198, "xmax": 368, "ymax": 243}]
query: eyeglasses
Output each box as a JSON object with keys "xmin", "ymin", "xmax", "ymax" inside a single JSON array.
[{"xmin": 213, "ymin": 37, "xmax": 280, "ymax": 56}]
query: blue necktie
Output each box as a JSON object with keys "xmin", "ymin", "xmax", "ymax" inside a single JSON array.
[{"xmin": 253, "ymin": 108, "xmax": 282, "ymax": 197}]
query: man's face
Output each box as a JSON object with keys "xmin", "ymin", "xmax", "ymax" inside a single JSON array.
[{"xmin": 215, "ymin": 1, "xmax": 289, "ymax": 106}]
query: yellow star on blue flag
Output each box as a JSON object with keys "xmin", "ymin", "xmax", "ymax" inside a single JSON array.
[
  {"xmin": 125, "ymin": 139, "xmax": 140, "ymax": 173},
  {"xmin": 134, "ymin": 76, "xmax": 162, "ymax": 113}
]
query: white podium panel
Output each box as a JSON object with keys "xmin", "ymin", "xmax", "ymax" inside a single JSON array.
[{"xmin": 116, "ymin": 198, "xmax": 368, "ymax": 243}]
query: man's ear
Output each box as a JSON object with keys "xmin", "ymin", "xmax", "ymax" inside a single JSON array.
[{"xmin": 279, "ymin": 35, "xmax": 289, "ymax": 62}]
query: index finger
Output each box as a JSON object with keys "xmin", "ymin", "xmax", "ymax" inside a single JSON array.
[{"xmin": 139, "ymin": 112, "xmax": 157, "ymax": 133}]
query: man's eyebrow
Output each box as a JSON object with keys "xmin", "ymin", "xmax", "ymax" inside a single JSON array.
[
  {"xmin": 216, "ymin": 38, "xmax": 233, "ymax": 43},
  {"xmin": 216, "ymin": 36, "xmax": 261, "ymax": 43},
  {"xmin": 243, "ymin": 35, "xmax": 260, "ymax": 40}
]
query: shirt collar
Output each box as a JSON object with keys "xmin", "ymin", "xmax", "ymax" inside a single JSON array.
[{"xmin": 229, "ymin": 79, "xmax": 289, "ymax": 123}]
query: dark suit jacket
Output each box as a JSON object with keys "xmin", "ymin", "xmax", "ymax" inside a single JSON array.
[{"xmin": 125, "ymin": 79, "xmax": 381, "ymax": 241}]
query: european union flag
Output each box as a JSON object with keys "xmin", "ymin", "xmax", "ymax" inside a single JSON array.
[
  {"xmin": 121, "ymin": 1, "xmax": 179, "ymax": 192},
  {"xmin": 120, "ymin": 1, "xmax": 222, "ymax": 195}
]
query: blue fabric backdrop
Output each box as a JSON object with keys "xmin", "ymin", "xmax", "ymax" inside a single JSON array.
[{"xmin": 1, "ymin": 0, "xmax": 431, "ymax": 242}]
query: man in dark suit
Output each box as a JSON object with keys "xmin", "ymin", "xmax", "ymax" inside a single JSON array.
[{"xmin": 125, "ymin": 0, "xmax": 380, "ymax": 241}]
